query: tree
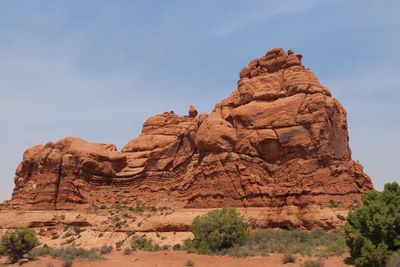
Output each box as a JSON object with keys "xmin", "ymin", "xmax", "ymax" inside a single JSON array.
[
  {"xmin": 190, "ymin": 207, "xmax": 247, "ymax": 253},
  {"xmin": 345, "ymin": 182, "xmax": 400, "ymax": 267},
  {"xmin": 1, "ymin": 228, "xmax": 38, "ymax": 263}
]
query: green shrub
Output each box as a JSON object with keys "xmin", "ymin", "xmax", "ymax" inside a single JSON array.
[
  {"xmin": 116, "ymin": 240, "xmax": 124, "ymax": 249},
  {"xmin": 0, "ymin": 228, "xmax": 38, "ymax": 262},
  {"xmin": 29, "ymin": 245, "xmax": 107, "ymax": 262},
  {"xmin": 62, "ymin": 238, "xmax": 76, "ymax": 245},
  {"xmin": 49, "ymin": 246, "xmax": 103, "ymax": 261},
  {"xmin": 63, "ymin": 231, "xmax": 74, "ymax": 238},
  {"xmin": 28, "ymin": 245, "xmax": 52, "ymax": 258},
  {"xmin": 182, "ymin": 239, "xmax": 196, "ymax": 252},
  {"xmin": 128, "ymin": 200, "xmax": 145, "ymax": 212},
  {"xmin": 282, "ymin": 253, "xmax": 296, "ymax": 263},
  {"xmin": 73, "ymin": 227, "xmax": 84, "ymax": 235},
  {"xmin": 224, "ymin": 245, "xmax": 255, "ymax": 257},
  {"xmin": 51, "ymin": 234, "xmax": 60, "ymax": 240},
  {"xmin": 131, "ymin": 235, "xmax": 161, "ymax": 251},
  {"xmin": 217, "ymin": 228, "xmax": 346, "ymax": 257},
  {"xmin": 345, "ymin": 182, "xmax": 400, "ymax": 267},
  {"xmin": 190, "ymin": 208, "xmax": 247, "ymax": 253},
  {"xmin": 301, "ymin": 259, "xmax": 324, "ymax": 267}
]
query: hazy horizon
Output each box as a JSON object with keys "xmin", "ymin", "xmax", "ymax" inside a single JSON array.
[{"xmin": 1, "ymin": 0, "xmax": 399, "ymax": 201}]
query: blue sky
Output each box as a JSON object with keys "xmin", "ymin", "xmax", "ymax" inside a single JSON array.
[{"xmin": 0, "ymin": 0, "xmax": 399, "ymax": 201}]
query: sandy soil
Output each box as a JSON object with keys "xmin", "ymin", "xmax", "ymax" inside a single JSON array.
[{"xmin": 2, "ymin": 251, "xmax": 352, "ymax": 267}]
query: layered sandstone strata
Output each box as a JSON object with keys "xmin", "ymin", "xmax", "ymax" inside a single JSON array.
[{"xmin": 4, "ymin": 48, "xmax": 372, "ymax": 229}]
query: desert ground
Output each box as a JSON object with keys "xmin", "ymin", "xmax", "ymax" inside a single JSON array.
[
  {"xmin": 0, "ymin": 207, "xmax": 354, "ymax": 266},
  {"xmin": 0, "ymin": 251, "xmax": 352, "ymax": 267}
]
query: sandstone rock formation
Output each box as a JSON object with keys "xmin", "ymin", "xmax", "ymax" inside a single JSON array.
[{"xmin": 4, "ymin": 48, "xmax": 373, "ymax": 229}]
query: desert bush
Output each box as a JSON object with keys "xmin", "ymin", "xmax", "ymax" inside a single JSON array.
[
  {"xmin": 99, "ymin": 244, "xmax": 113, "ymax": 254},
  {"xmin": 62, "ymin": 237, "xmax": 75, "ymax": 246},
  {"xmin": 128, "ymin": 200, "xmax": 145, "ymax": 212},
  {"xmin": 181, "ymin": 239, "xmax": 196, "ymax": 252},
  {"xmin": 30, "ymin": 245, "xmax": 108, "ymax": 262},
  {"xmin": 28, "ymin": 245, "xmax": 52, "ymax": 258},
  {"xmin": 221, "ymin": 228, "xmax": 346, "ymax": 257},
  {"xmin": 282, "ymin": 253, "xmax": 296, "ymax": 263},
  {"xmin": 190, "ymin": 208, "xmax": 247, "ymax": 254},
  {"xmin": 51, "ymin": 233, "xmax": 60, "ymax": 240},
  {"xmin": 116, "ymin": 239, "xmax": 124, "ymax": 249},
  {"xmin": 224, "ymin": 245, "xmax": 255, "ymax": 257},
  {"xmin": 184, "ymin": 259, "xmax": 194, "ymax": 266},
  {"xmin": 131, "ymin": 235, "xmax": 161, "ymax": 251},
  {"xmin": 50, "ymin": 246, "xmax": 103, "ymax": 261},
  {"xmin": 63, "ymin": 231, "xmax": 74, "ymax": 238},
  {"xmin": 345, "ymin": 182, "xmax": 400, "ymax": 267},
  {"xmin": 173, "ymin": 244, "xmax": 182, "ymax": 250},
  {"xmin": 73, "ymin": 227, "xmax": 85, "ymax": 235},
  {"xmin": 1, "ymin": 228, "xmax": 38, "ymax": 262},
  {"xmin": 127, "ymin": 231, "xmax": 135, "ymax": 237},
  {"xmin": 301, "ymin": 259, "xmax": 324, "ymax": 267}
]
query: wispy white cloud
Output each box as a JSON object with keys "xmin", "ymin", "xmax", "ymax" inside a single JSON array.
[{"xmin": 210, "ymin": 0, "xmax": 325, "ymax": 37}]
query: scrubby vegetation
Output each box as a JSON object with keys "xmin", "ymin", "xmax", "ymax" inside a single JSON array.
[
  {"xmin": 0, "ymin": 228, "xmax": 38, "ymax": 262},
  {"xmin": 345, "ymin": 182, "xmax": 400, "ymax": 267},
  {"xmin": 29, "ymin": 244, "xmax": 111, "ymax": 265},
  {"xmin": 301, "ymin": 259, "xmax": 324, "ymax": 267},
  {"xmin": 190, "ymin": 207, "xmax": 248, "ymax": 254},
  {"xmin": 223, "ymin": 228, "xmax": 346, "ymax": 257},
  {"xmin": 185, "ymin": 207, "xmax": 346, "ymax": 257},
  {"xmin": 131, "ymin": 235, "xmax": 161, "ymax": 251}
]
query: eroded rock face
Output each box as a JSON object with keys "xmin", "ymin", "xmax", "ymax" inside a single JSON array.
[{"xmin": 4, "ymin": 48, "xmax": 373, "ymax": 229}]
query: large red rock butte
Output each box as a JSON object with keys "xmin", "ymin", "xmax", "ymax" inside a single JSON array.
[{"xmin": 4, "ymin": 48, "xmax": 373, "ymax": 229}]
